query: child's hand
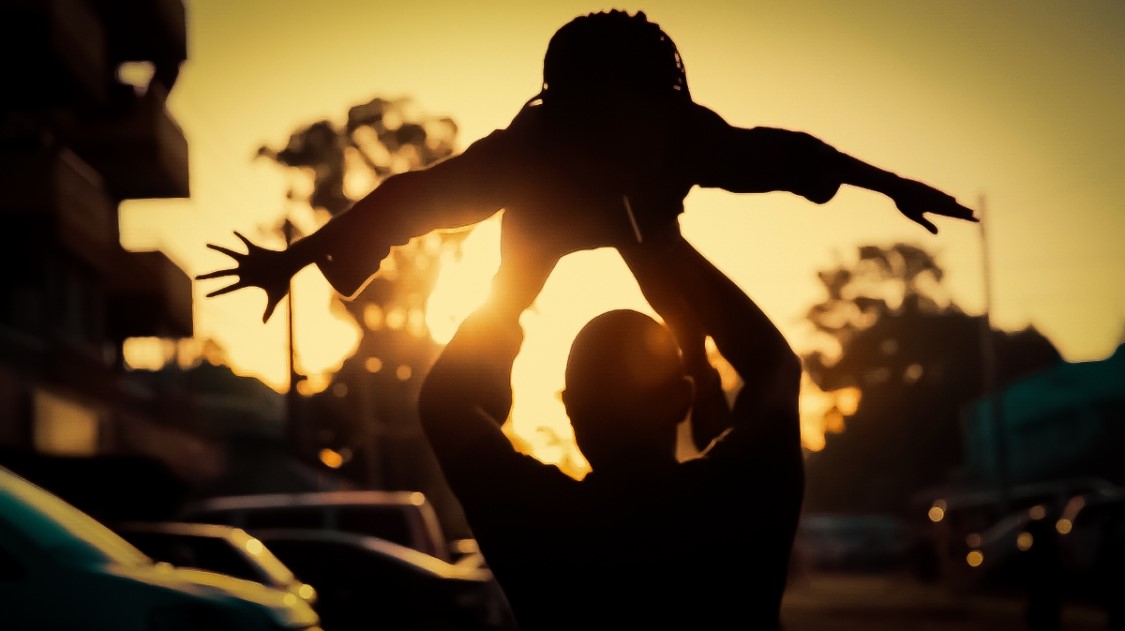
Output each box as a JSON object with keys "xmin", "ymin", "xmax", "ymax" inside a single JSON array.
[
  {"xmin": 892, "ymin": 178, "xmax": 978, "ymax": 234},
  {"xmin": 196, "ymin": 232, "xmax": 295, "ymax": 323}
]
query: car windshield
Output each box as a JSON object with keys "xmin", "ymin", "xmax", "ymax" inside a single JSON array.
[
  {"xmin": 236, "ymin": 533, "xmax": 299, "ymax": 586},
  {"xmin": 130, "ymin": 530, "xmax": 296, "ymax": 585},
  {"xmin": 0, "ymin": 467, "xmax": 149, "ymax": 567},
  {"xmin": 336, "ymin": 506, "xmax": 414, "ymax": 548}
]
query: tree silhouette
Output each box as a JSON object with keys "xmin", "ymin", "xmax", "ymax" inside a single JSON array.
[
  {"xmin": 258, "ymin": 97, "xmax": 468, "ymax": 501},
  {"xmin": 801, "ymin": 243, "xmax": 1062, "ymax": 515}
]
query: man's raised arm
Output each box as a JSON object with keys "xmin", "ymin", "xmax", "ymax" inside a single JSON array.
[
  {"xmin": 417, "ymin": 302, "xmax": 527, "ymax": 482},
  {"xmin": 621, "ymin": 228, "xmax": 802, "ymax": 457}
]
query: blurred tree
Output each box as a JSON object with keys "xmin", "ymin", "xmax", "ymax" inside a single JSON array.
[
  {"xmin": 258, "ymin": 97, "xmax": 470, "ymax": 506},
  {"xmin": 801, "ymin": 243, "xmax": 1062, "ymax": 515}
]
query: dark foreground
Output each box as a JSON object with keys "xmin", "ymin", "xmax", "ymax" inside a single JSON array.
[{"xmin": 781, "ymin": 572, "xmax": 1108, "ymax": 631}]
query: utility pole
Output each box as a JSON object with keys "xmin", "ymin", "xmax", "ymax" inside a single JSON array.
[
  {"xmin": 283, "ymin": 218, "xmax": 303, "ymax": 453},
  {"xmin": 977, "ymin": 194, "xmax": 1010, "ymax": 514}
]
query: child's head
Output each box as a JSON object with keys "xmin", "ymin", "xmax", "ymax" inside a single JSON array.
[{"xmin": 536, "ymin": 10, "xmax": 690, "ymax": 112}]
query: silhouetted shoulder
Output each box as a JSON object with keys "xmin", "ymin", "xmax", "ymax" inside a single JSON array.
[
  {"xmin": 455, "ymin": 107, "xmax": 541, "ymax": 163},
  {"xmin": 506, "ymin": 102, "xmax": 548, "ymax": 133},
  {"xmin": 680, "ymin": 101, "xmax": 733, "ymax": 134},
  {"xmin": 406, "ymin": 105, "xmax": 551, "ymax": 208},
  {"xmin": 470, "ymin": 103, "xmax": 548, "ymax": 154}
]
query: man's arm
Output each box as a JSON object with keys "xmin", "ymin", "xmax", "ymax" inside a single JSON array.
[
  {"xmin": 686, "ymin": 103, "xmax": 977, "ymax": 234},
  {"xmin": 414, "ymin": 296, "xmax": 576, "ymax": 508},
  {"xmin": 621, "ymin": 229, "xmax": 802, "ymax": 458},
  {"xmin": 618, "ymin": 240, "xmax": 732, "ymax": 452},
  {"xmin": 416, "ymin": 303, "xmax": 519, "ymax": 470}
]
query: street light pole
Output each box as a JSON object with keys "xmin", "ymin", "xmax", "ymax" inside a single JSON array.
[
  {"xmin": 977, "ymin": 194, "xmax": 1010, "ymax": 514},
  {"xmin": 283, "ymin": 218, "xmax": 302, "ymax": 452}
]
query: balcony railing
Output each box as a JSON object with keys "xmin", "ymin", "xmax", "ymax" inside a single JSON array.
[
  {"xmin": 0, "ymin": 0, "xmax": 109, "ymax": 108},
  {"xmin": 94, "ymin": 0, "xmax": 187, "ymax": 90},
  {"xmin": 64, "ymin": 83, "xmax": 189, "ymax": 200},
  {"xmin": 107, "ymin": 250, "xmax": 193, "ymax": 340},
  {"xmin": 0, "ymin": 146, "xmax": 118, "ymax": 274}
]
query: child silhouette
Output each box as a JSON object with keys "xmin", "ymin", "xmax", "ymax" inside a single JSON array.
[{"xmin": 200, "ymin": 9, "xmax": 975, "ymax": 331}]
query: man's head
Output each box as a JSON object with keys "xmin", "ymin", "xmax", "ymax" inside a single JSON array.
[
  {"xmin": 538, "ymin": 10, "xmax": 690, "ymax": 113},
  {"xmin": 562, "ymin": 309, "xmax": 694, "ymax": 474}
]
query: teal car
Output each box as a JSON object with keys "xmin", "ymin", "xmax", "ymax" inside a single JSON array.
[{"xmin": 0, "ymin": 465, "xmax": 321, "ymax": 630}]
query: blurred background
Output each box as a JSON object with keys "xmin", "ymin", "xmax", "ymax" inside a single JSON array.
[{"xmin": 0, "ymin": 1, "xmax": 1122, "ymax": 629}]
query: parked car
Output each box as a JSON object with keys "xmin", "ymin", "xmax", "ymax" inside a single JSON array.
[
  {"xmin": 1056, "ymin": 487, "xmax": 1125, "ymax": 608},
  {"xmin": 450, "ymin": 537, "xmax": 489, "ymax": 570},
  {"xmin": 253, "ymin": 528, "xmax": 515, "ymax": 631},
  {"xmin": 956, "ymin": 488, "xmax": 1125, "ymax": 620},
  {"xmin": 113, "ymin": 521, "xmax": 317, "ymax": 607},
  {"xmin": 178, "ymin": 490, "xmax": 456, "ymax": 562},
  {"xmin": 959, "ymin": 501, "xmax": 1064, "ymax": 590},
  {"xmin": 791, "ymin": 513, "xmax": 914, "ymax": 573},
  {"xmin": 917, "ymin": 476, "xmax": 1115, "ymax": 588},
  {"xmin": 0, "ymin": 464, "xmax": 320, "ymax": 630}
]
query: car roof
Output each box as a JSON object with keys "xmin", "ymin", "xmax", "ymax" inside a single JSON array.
[
  {"xmin": 250, "ymin": 528, "xmax": 489, "ymax": 582},
  {"xmin": 180, "ymin": 490, "xmax": 430, "ymax": 513},
  {"xmin": 1062, "ymin": 487, "xmax": 1125, "ymax": 522},
  {"xmin": 116, "ymin": 521, "xmax": 253, "ymax": 540},
  {"xmin": 931, "ymin": 476, "xmax": 1116, "ymax": 512},
  {"xmin": 115, "ymin": 521, "xmax": 299, "ymax": 585}
]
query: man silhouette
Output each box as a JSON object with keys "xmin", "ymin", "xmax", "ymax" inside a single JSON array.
[
  {"xmin": 196, "ymin": 12, "xmax": 978, "ymax": 626},
  {"xmin": 418, "ymin": 226, "xmax": 803, "ymax": 630}
]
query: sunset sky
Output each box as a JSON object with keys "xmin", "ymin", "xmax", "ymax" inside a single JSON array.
[{"xmin": 120, "ymin": 1, "xmax": 1125, "ymax": 456}]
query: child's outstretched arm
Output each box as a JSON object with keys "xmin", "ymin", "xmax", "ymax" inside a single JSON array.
[
  {"xmin": 686, "ymin": 103, "xmax": 978, "ymax": 234},
  {"xmin": 197, "ymin": 129, "xmax": 518, "ymax": 322}
]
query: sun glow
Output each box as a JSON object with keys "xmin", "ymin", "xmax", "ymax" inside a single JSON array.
[
  {"xmin": 425, "ymin": 217, "xmax": 837, "ymax": 471},
  {"xmin": 425, "ymin": 216, "xmax": 655, "ymax": 477},
  {"xmin": 425, "ymin": 215, "xmax": 503, "ymax": 344},
  {"xmin": 292, "ymin": 268, "xmax": 364, "ymax": 387}
]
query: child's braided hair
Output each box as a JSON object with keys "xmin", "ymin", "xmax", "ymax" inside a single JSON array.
[{"xmin": 530, "ymin": 10, "xmax": 690, "ymax": 107}]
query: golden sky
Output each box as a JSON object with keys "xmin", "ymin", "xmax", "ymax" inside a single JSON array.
[{"xmin": 121, "ymin": 0, "xmax": 1125, "ymax": 455}]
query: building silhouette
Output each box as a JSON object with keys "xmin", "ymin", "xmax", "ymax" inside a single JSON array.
[
  {"xmin": 0, "ymin": 0, "xmax": 197, "ymax": 513},
  {"xmin": 0, "ymin": 2, "xmax": 354, "ymax": 516}
]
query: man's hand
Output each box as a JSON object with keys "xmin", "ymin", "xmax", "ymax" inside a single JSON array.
[
  {"xmin": 196, "ymin": 232, "xmax": 295, "ymax": 323},
  {"xmin": 892, "ymin": 178, "xmax": 978, "ymax": 234}
]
